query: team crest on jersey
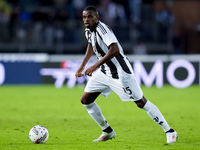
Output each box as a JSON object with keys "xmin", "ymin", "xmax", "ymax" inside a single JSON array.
[
  {"xmin": 87, "ymin": 31, "xmax": 92, "ymax": 43},
  {"xmin": 88, "ymin": 34, "xmax": 92, "ymax": 43}
]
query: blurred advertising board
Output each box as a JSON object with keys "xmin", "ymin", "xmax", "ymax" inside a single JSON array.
[
  {"xmin": 0, "ymin": 62, "xmax": 41, "ymax": 84},
  {"xmin": 0, "ymin": 54, "xmax": 199, "ymax": 88},
  {"xmin": 40, "ymin": 59, "xmax": 199, "ymax": 88}
]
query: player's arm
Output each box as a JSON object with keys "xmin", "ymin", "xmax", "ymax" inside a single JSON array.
[
  {"xmin": 75, "ymin": 44, "xmax": 94, "ymax": 79},
  {"xmin": 95, "ymin": 43, "xmax": 119, "ymax": 68},
  {"xmin": 84, "ymin": 43, "xmax": 119, "ymax": 76}
]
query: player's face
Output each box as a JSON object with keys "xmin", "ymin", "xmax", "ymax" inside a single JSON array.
[{"xmin": 82, "ymin": 10, "xmax": 98, "ymax": 29}]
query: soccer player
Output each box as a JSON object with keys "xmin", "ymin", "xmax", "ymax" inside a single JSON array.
[{"xmin": 75, "ymin": 5, "xmax": 178, "ymax": 143}]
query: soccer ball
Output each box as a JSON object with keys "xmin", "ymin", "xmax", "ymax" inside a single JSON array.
[{"xmin": 29, "ymin": 125, "xmax": 49, "ymax": 144}]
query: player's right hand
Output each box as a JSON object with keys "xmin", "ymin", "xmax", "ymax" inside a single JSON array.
[{"xmin": 75, "ymin": 67, "xmax": 85, "ymax": 79}]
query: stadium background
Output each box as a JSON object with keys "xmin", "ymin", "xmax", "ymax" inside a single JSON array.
[
  {"xmin": 0, "ymin": 0, "xmax": 200, "ymax": 88},
  {"xmin": 1, "ymin": 1, "xmax": 200, "ymax": 149}
]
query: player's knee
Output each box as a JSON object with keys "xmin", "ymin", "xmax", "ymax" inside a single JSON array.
[
  {"xmin": 134, "ymin": 96, "xmax": 147, "ymax": 108},
  {"xmin": 80, "ymin": 96, "xmax": 87, "ymax": 104},
  {"xmin": 80, "ymin": 95, "xmax": 91, "ymax": 104},
  {"xmin": 135, "ymin": 102, "xmax": 144, "ymax": 108},
  {"xmin": 80, "ymin": 92, "xmax": 99, "ymax": 104}
]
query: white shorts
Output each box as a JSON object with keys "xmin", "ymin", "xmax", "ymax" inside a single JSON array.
[{"xmin": 84, "ymin": 69, "xmax": 143, "ymax": 101}]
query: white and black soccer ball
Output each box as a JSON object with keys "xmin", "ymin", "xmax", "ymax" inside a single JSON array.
[{"xmin": 29, "ymin": 125, "xmax": 49, "ymax": 144}]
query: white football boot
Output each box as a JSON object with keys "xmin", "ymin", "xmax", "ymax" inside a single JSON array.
[
  {"xmin": 166, "ymin": 131, "xmax": 178, "ymax": 143},
  {"xmin": 93, "ymin": 130, "xmax": 116, "ymax": 142}
]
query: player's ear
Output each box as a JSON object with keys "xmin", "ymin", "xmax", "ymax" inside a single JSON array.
[
  {"xmin": 96, "ymin": 14, "xmax": 99, "ymax": 20},
  {"xmin": 94, "ymin": 13, "xmax": 99, "ymax": 21}
]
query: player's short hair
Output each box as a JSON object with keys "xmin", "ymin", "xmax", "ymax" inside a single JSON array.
[{"xmin": 83, "ymin": 5, "xmax": 98, "ymax": 15}]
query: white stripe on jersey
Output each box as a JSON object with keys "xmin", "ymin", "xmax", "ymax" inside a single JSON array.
[{"xmin": 85, "ymin": 21, "xmax": 133, "ymax": 78}]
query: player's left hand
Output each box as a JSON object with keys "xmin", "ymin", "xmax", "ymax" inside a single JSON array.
[{"xmin": 84, "ymin": 65, "xmax": 98, "ymax": 76}]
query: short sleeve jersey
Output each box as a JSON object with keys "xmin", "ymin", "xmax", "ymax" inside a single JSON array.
[{"xmin": 84, "ymin": 21, "xmax": 133, "ymax": 79}]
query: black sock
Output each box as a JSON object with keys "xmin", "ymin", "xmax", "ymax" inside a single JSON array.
[
  {"xmin": 165, "ymin": 128, "xmax": 174, "ymax": 133},
  {"xmin": 103, "ymin": 126, "xmax": 113, "ymax": 133}
]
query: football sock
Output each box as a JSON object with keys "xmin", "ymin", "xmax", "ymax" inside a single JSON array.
[
  {"xmin": 143, "ymin": 100, "xmax": 171, "ymax": 132},
  {"xmin": 103, "ymin": 126, "xmax": 113, "ymax": 133},
  {"xmin": 83, "ymin": 102, "xmax": 110, "ymax": 130},
  {"xmin": 165, "ymin": 128, "xmax": 174, "ymax": 133}
]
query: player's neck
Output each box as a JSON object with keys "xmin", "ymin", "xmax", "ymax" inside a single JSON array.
[{"xmin": 88, "ymin": 21, "xmax": 99, "ymax": 32}]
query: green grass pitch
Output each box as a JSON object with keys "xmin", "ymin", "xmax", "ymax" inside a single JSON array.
[{"xmin": 0, "ymin": 85, "xmax": 199, "ymax": 150}]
